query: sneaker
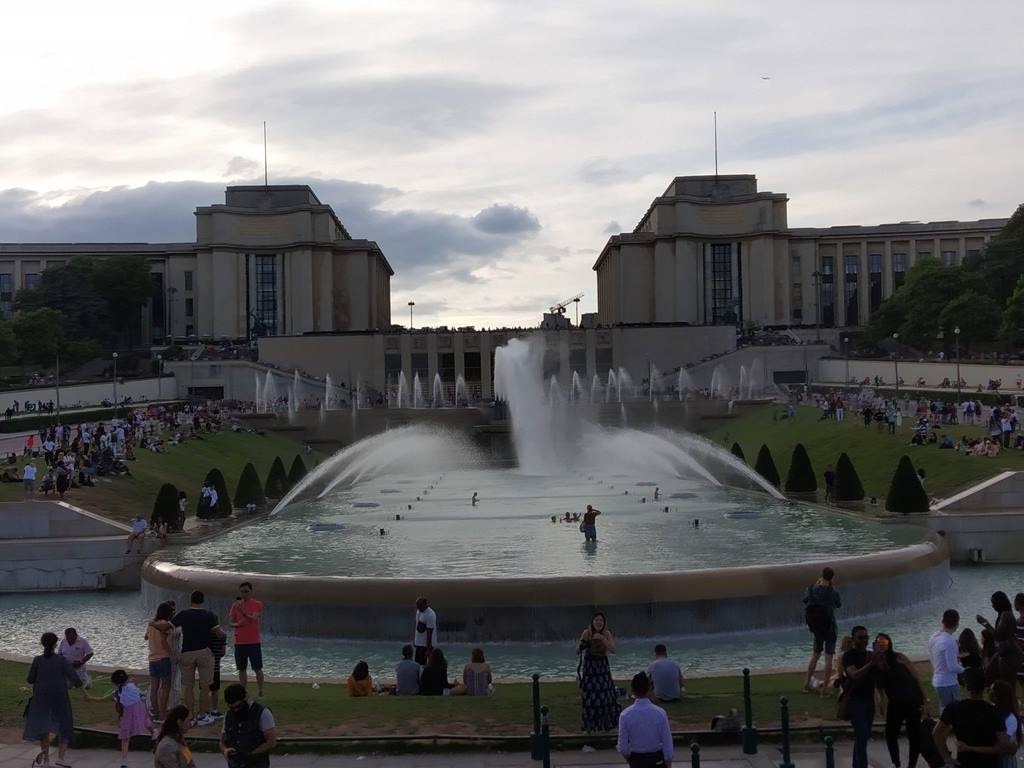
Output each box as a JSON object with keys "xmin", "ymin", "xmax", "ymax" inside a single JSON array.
[
  {"xmin": 194, "ymin": 713, "xmax": 216, "ymax": 727},
  {"xmin": 208, "ymin": 710, "xmax": 224, "ymax": 719}
]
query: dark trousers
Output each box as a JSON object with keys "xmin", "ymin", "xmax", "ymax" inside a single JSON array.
[
  {"xmin": 628, "ymin": 751, "xmax": 666, "ymax": 768},
  {"xmin": 848, "ymin": 696, "xmax": 875, "ymax": 768},
  {"xmin": 885, "ymin": 700, "xmax": 921, "ymax": 768}
]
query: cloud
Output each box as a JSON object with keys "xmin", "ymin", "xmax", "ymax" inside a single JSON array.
[
  {"xmin": 580, "ymin": 158, "xmax": 631, "ymax": 185},
  {"xmin": 472, "ymin": 204, "xmax": 540, "ymax": 235},
  {"xmin": 604, "ymin": 220, "xmax": 622, "ymax": 234},
  {"xmin": 225, "ymin": 157, "xmax": 260, "ymax": 178},
  {"xmin": 967, "ymin": 198, "xmax": 987, "ymax": 207}
]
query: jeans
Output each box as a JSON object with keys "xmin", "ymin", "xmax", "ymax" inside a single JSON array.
[
  {"xmin": 935, "ymin": 684, "xmax": 959, "ymax": 709},
  {"xmin": 885, "ymin": 700, "xmax": 921, "ymax": 768},
  {"xmin": 847, "ymin": 696, "xmax": 875, "ymax": 768}
]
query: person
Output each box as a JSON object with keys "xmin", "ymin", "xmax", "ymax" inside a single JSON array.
[
  {"xmin": 395, "ymin": 644, "xmax": 420, "ymax": 695},
  {"xmin": 462, "ymin": 648, "xmax": 493, "ymax": 696},
  {"xmin": 471, "ymin": 491, "xmax": 479, "ymax": 506},
  {"xmin": 990, "ymin": 679, "xmax": 1022, "ymax": 768},
  {"xmin": 841, "ymin": 626, "xmax": 876, "ymax": 768},
  {"xmin": 929, "ymin": 609, "xmax": 965, "ymax": 708},
  {"xmin": 83, "ymin": 669, "xmax": 152, "ymax": 767},
  {"xmin": 581, "ymin": 504, "xmax": 601, "ymax": 542},
  {"xmin": 803, "ymin": 566, "xmax": 841, "ymax": 693},
  {"xmin": 147, "ymin": 602, "xmax": 174, "ymax": 721},
  {"xmin": 646, "ymin": 644, "xmax": 685, "ymax": 702},
  {"xmin": 616, "ymin": 672, "xmax": 674, "ymax": 768},
  {"xmin": 874, "ymin": 633, "xmax": 925, "ymax": 768},
  {"xmin": 57, "ymin": 627, "xmax": 94, "ymax": 688},
  {"xmin": 413, "ymin": 596, "xmax": 437, "ymax": 665},
  {"xmin": 347, "ymin": 661, "xmax": 374, "ymax": 697},
  {"xmin": 208, "ymin": 618, "xmax": 227, "ymax": 719},
  {"xmin": 177, "ymin": 491, "xmax": 188, "ymax": 531},
  {"xmin": 22, "ymin": 461, "xmax": 36, "ymax": 495},
  {"xmin": 823, "ymin": 464, "xmax": 836, "ymax": 504},
  {"xmin": 220, "ymin": 683, "xmax": 277, "ymax": 768},
  {"xmin": 229, "ymin": 581, "xmax": 265, "ymax": 697},
  {"xmin": 153, "ymin": 704, "xmax": 196, "ymax": 768},
  {"xmin": 933, "ymin": 667, "xmax": 1013, "ymax": 768},
  {"xmin": 126, "ymin": 515, "xmax": 148, "ymax": 554},
  {"xmin": 419, "ymin": 648, "xmax": 465, "ymax": 696},
  {"xmin": 577, "ymin": 611, "xmax": 621, "ymax": 733},
  {"xmin": 978, "ymin": 591, "xmax": 1017, "ymax": 645},
  {"xmin": 959, "ymin": 628, "xmax": 984, "ymax": 674},
  {"xmin": 154, "ymin": 590, "xmax": 223, "ymax": 727},
  {"xmin": 24, "ymin": 632, "xmax": 82, "ymax": 768}
]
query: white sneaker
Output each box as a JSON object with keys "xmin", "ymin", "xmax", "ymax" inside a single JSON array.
[{"xmin": 194, "ymin": 713, "xmax": 216, "ymax": 726}]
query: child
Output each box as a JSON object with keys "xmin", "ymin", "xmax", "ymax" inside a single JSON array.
[{"xmin": 84, "ymin": 669, "xmax": 152, "ymax": 767}]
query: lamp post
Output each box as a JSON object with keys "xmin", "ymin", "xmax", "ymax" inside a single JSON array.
[
  {"xmin": 112, "ymin": 352, "xmax": 119, "ymax": 407},
  {"xmin": 843, "ymin": 336, "xmax": 850, "ymax": 385},
  {"xmin": 157, "ymin": 354, "xmax": 163, "ymax": 400},
  {"xmin": 408, "ymin": 301, "xmax": 415, "ymax": 330},
  {"xmin": 891, "ymin": 333, "xmax": 900, "ymax": 398},
  {"xmin": 954, "ymin": 326, "xmax": 961, "ymax": 407}
]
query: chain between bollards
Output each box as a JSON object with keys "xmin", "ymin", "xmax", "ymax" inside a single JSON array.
[
  {"xmin": 540, "ymin": 705, "xmax": 551, "ymax": 768},
  {"xmin": 741, "ymin": 667, "xmax": 758, "ymax": 754},
  {"xmin": 691, "ymin": 741, "xmax": 701, "ymax": 768},
  {"xmin": 778, "ymin": 696, "xmax": 794, "ymax": 768},
  {"xmin": 530, "ymin": 673, "xmax": 542, "ymax": 760},
  {"xmin": 824, "ymin": 735, "xmax": 835, "ymax": 768}
]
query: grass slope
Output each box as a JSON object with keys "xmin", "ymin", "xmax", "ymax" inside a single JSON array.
[{"xmin": 704, "ymin": 404, "xmax": 1024, "ymax": 501}]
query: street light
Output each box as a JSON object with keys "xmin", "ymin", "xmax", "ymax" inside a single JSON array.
[
  {"xmin": 954, "ymin": 326, "xmax": 961, "ymax": 407},
  {"xmin": 112, "ymin": 352, "xmax": 119, "ymax": 407},
  {"xmin": 891, "ymin": 333, "xmax": 900, "ymax": 397},
  {"xmin": 408, "ymin": 301, "xmax": 415, "ymax": 330},
  {"xmin": 157, "ymin": 354, "xmax": 163, "ymax": 400},
  {"xmin": 843, "ymin": 336, "xmax": 850, "ymax": 385}
]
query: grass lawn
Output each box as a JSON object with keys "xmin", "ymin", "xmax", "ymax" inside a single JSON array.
[
  {"xmin": 0, "ymin": 429, "xmax": 318, "ymax": 525},
  {"xmin": 0, "ymin": 659, "xmax": 943, "ymax": 738},
  {"xmin": 703, "ymin": 404, "xmax": 1024, "ymax": 501}
]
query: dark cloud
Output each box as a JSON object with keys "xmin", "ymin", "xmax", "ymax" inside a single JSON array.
[
  {"xmin": 472, "ymin": 204, "xmax": 540, "ymax": 235},
  {"xmin": 604, "ymin": 220, "xmax": 622, "ymax": 234},
  {"xmin": 967, "ymin": 198, "xmax": 987, "ymax": 207},
  {"xmin": 0, "ymin": 178, "xmax": 542, "ymax": 285}
]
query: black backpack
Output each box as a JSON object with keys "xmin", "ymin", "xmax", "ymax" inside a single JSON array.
[{"xmin": 805, "ymin": 602, "xmax": 831, "ymax": 634}]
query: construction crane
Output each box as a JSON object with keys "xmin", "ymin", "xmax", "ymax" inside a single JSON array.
[{"xmin": 549, "ymin": 293, "xmax": 584, "ymax": 326}]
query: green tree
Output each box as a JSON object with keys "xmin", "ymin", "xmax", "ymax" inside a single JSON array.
[
  {"xmin": 938, "ymin": 291, "xmax": 1000, "ymax": 350},
  {"xmin": 16, "ymin": 257, "xmax": 106, "ymax": 343},
  {"xmin": 754, "ymin": 445, "xmax": 781, "ymax": 488},
  {"xmin": 235, "ymin": 463, "xmax": 266, "ymax": 511},
  {"xmin": 784, "ymin": 443, "xmax": 817, "ymax": 494},
  {"xmin": 93, "ymin": 255, "xmax": 155, "ymax": 349},
  {"xmin": 197, "ymin": 468, "xmax": 232, "ymax": 519},
  {"xmin": 0, "ymin": 320, "xmax": 20, "ymax": 365},
  {"xmin": 730, "ymin": 442, "xmax": 746, "ymax": 462},
  {"xmin": 885, "ymin": 455, "xmax": 929, "ymax": 514},
  {"xmin": 834, "ymin": 452, "xmax": 865, "ymax": 502},
  {"xmin": 264, "ymin": 456, "xmax": 289, "ymax": 499},
  {"xmin": 999, "ymin": 275, "xmax": 1024, "ymax": 349},
  {"xmin": 287, "ymin": 455, "xmax": 307, "ymax": 489},
  {"xmin": 12, "ymin": 308, "xmax": 65, "ymax": 366},
  {"xmin": 963, "ymin": 203, "xmax": 1024, "ymax": 308},
  {"xmin": 152, "ymin": 482, "xmax": 181, "ymax": 530}
]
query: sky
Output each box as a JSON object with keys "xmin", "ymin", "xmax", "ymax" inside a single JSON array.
[{"xmin": 2, "ymin": 0, "xmax": 1022, "ymax": 328}]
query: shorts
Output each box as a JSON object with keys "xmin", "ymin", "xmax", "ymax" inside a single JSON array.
[
  {"xmin": 234, "ymin": 643, "xmax": 264, "ymax": 672},
  {"xmin": 812, "ymin": 622, "xmax": 838, "ymax": 655},
  {"xmin": 582, "ymin": 524, "xmax": 597, "ymax": 541},
  {"xmin": 210, "ymin": 654, "xmax": 221, "ymax": 692},
  {"xmin": 149, "ymin": 658, "xmax": 172, "ymax": 679}
]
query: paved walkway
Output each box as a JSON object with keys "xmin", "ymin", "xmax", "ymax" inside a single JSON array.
[{"xmin": 0, "ymin": 737, "xmax": 908, "ymax": 767}]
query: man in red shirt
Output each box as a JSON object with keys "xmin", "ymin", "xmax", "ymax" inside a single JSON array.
[{"xmin": 229, "ymin": 581, "xmax": 265, "ymax": 696}]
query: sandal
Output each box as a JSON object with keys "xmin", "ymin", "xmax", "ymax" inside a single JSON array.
[{"xmin": 32, "ymin": 752, "xmax": 46, "ymax": 767}]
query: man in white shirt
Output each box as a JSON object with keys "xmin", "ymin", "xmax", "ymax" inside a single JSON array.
[
  {"xmin": 22, "ymin": 462, "xmax": 36, "ymax": 495},
  {"xmin": 617, "ymin": 672, "xmax": 673, "ymax": 767},
  {"xmin": 928, "ymin": 608, "xmax": 964, "ymax": 708},
  {"xmin": 58, "ymin": 627, "xmax": 94, "ymax": 687},
  {"xmin": 413, "ymin": 596, "xmax": 437, "ymax": 665}
]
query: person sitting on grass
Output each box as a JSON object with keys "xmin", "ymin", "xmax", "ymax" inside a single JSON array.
[
  {"xmin": 419, "ymin": 648, "xmax": 466, "ymax": 696},
  {"xmin": 39, "ymin": 469, "xmax": 56, "ymax": 495},
  {"xmin": 393, "ymin": 644, "xmax": 420, "ymax": 696},
  {"xmin": 462, "ymin": 648, "xmax": 493, "ymax": 696},
  {"xmin": 347, "ymin": 661, "xmax": 374, "ymax": 697}
]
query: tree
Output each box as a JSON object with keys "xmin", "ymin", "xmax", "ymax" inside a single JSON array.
[
  {"xmin": 754, "ymin": 445, "xmax": 781, "ymax": 488},
  {"xmin": 264, "ymin": 456, "xmax": 289, "ymax": 499},
  {"xmin": 287, "ymin": 455, "xmax": 307, "ymax": 489},
  {"xmin": 92, "ymin": 255, "xmax": 156, "ymax": 349},
  {"xmin": 938, "ymin": 291, "xmax": 1000, "ymax": 351},
  {"xmin": 152, "ymin": 483, "xmax": 181, "ymax": 531},
  {"xmin": 784, "ymin": 443, "xmax": 817, "ymax": 494},
  {"xmin": 834, "ymin": 452, "xmax": 865, "ymax": 502},
  {"xmin": 197, "ymin": 468, "xmax": 232, "ymax": 519},
  {"xmin": 0, "ymin": 320, "xmax": 19, "ymax": 365},
  {"xmin": 999, "ymin": 275, "xmax": 1024, "ymax": 349},
  {"xmin": 235, "ymin": 462, "xmax": 266, "ymax": 511},
  {"xmin": 963, "ymin": 203, "xmax": 1024, "ymax": 309},
  {"xmin": 12, "ymin": 308, "xmax": 65, "ymax": 366},
  {"xmin": 885, "ymin": 455, "xmax": 929, "ymax": 514},
  {"xmin": 730, "ymin": 442, "xmax": 746, "ymax": 462}
]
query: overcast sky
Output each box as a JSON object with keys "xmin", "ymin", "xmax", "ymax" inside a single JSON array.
[{"xmin": 3, "ymin": 1, "xmax": 1022, "ymax": 327}]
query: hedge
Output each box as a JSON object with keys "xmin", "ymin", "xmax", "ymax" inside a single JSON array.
[
  {"xmin": 754, "ymin": 445, "xmax": 781, "ymax": 488},
  {"xmin": 197, "ymin": 468, "xmax": 232, "ymax": 519},
  {"xmin": 234, "ymin": 462, "xmax": 266, "ymax": 511},
  {"xmin": 264, "ymin": 456, "xmax": 289, "ymax": 499},
  {"xmin": 730, "ymin": 442, "xmax": 746, "ymax": 462},
  {"xmin": 152, "ymin": 483, "xmax": 181, "ymax": 531},
  {"xmin": 835, "ymin": 452, "xmax": 865, "ymax": 502},
  {"xmin": 784, "ymin": 443, "xmax": 817, "ymax": 494},
  {"xmin": 885, "ymin": 455, "xmax": 929, "ymax": 514},
  {"xmin": 287, "ymin": 454, "xmax": 307, "ymax": 489}
]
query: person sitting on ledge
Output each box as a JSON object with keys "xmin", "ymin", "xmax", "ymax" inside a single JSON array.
[{"xmin": 347, "ymin": 661, "xmax": 374, "ymax": 697}]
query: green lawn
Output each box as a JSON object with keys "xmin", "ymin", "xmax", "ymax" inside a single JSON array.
[
  {"xmin": 0, "ymin": 429, "xmax": 318, "ymax": 524},
  {"xmin": 1, "ymin": 659, "xmax": 940, "ymax": 737},
  {"xmin": 703, "ymin": 404, "xmax": 1024, "ymax": 501}
]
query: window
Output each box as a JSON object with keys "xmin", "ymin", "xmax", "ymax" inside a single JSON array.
[
  {"xmin": 0, "ymin": 274, "xmax": 12, "ymax": 319},
  {"xmin": 791, "ymin": 283, "xmax": 803, "ymax": 321},
  {"xmin": 844, "ymin": 255, "xmax": 859, "ymax": 325},
  {"xmin": 438, "ymin": 352, "xmax": 455, "ymax": 384},
  {"xmin": 185, "ymin": 324, "xmax": 194, "ymax": 337},
  {"xmin": 820, "ymin": 255, "xmax": 834, "ymax": 327},
  {"xmin": 463, "ymin": 351, "xmax": 481, "ymax": 384},
  {"xmin": 185, "ymin": 298, "xmax": 194, "ymax": 317},
  {"xmin": 869, "ymin": 254, "xmax": 883, "ymax": 312},
  {"xmin": 966, "ymin": 249, "xmax": 981, "ymax": 260},
  {"xmin": 844, "ymin": 255, "xmax": 858, "ymax": 276},
  {"xmin": 410, "ymin": 353, "xmax": 428, "ymax": 384},
  {"xmin": 150, "ymin": 272, "xmax": 164, "ymax": 338},
  {"xmin": 253, "ymin": 255, "xmax": 277, "ymax": 336},
  {"xmin": 595, "ymin": 347, "xmax": 613, "ymax": 375},
  {"xmin": 184, "ymin": 271, "xmax": 194, "ymax": 291},
  {"xmin": 942, "ymin": 250, "xmax": 957, "ymax": 266},
  {"xmin": 893, "ymin": 252, "xmax": 907, "ymax": 289},
  {"xmin": 790, "ymin": 255, "xmax": 801, "ymax": 277},
  {"xmin": 24, "ymin": 273, "xmax": 40, "ymax": 289},
  {"xmin": 710, "ymin": 244, "xmax": 735, "ymax": 324}
]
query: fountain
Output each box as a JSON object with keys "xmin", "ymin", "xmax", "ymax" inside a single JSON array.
[
  {"xmin": 738, "ymin": 365, "xmax": 749, "ymax": 401},
  {"xmin": 254, "ymin": 374, "xmax": 263, "ymax": 413},
  {"xmin": 709, "ymin": 364, "xmax": 730, "ymax": 400},
  {"xmin": 570, "ymin": 370, "xmax": 585, "ymax": 403},
  {"xmin": 591, "ymin": 373, "xmax": 602, "ymax": 404},
  {"xmin": 747, "ymin": 358, "xmax": 765, "ymax": 399},
  {"xmin": 396, "ymin": 371, "xmax": 408, "ymax": 409},
  {"xmin": 412, "ymin": 373, "xmax": 424, "ymax": 409},
  {"xmin": 605, "ymin": 369, "xmax": 618, "ymax": 403},
  {"xmin": 455, "ymin": 374, "xmax": 467, "ymax": 406},
  {"xmin": 649, "ymin": 364, "xmax": 662, "ymax": 401},
  {"xmin": 432, "ymin": 373, "xmax": 444, "ymax": 407},
  {"xmin": 617, "ymin": 367, "xmax": 634, "ymax": 401},
  {"xmin": 677, "ymin": 368, "xmax": 694, "ymax": 400},
  {"xmin": 263, "ymin": 370, "xmax": 279, "ymax": 412}
]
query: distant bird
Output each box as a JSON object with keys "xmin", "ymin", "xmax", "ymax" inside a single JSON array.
[{"xmin": 760, "ymin": 76, "xmax": 771, "ymax": 80}]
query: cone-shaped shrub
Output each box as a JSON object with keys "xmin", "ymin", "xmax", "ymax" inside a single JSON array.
[
  {"xmin": 730, "ymin": 442, "xmax": 746, "ymax": 462},
  {"xmin": 264, "ymin": 456, "xmax": 288, "ymax": 499},
  {"xmin": 152, "ymin": 483, "xmax": 180, "ymax": 530},
  {"xmin": 784, "ymin": 443, "xmax": 817, "ymax": 493},
  {"xmin": 197, "ymin": 468, "xmax": 232, "ymax": 519},
  {"xmin": 754, "ymin": 445, "xmax": 781, "ymax": 488},
  {"xmin": 835, "ymin": 452, "xmax": 865, "ymax": 502},
  {"xmin": 287, "ymin": 455, "xmax": 307, "ymax": 489},
  {"xmin": 885, "ymin": 455, "xmax": 929, "ymax": 514},
  {"xmin": 235, "ymin": 462, "xmax": 266, "ymax": 511}
]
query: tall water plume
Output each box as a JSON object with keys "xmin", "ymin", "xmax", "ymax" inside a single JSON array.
[
  {"xmin": 413, "ymin": 373, "xmax": 424, "ymax": 409},
  {"xmin": 396, "ymin": 372, "xmax": 408, "ymax": 408},
  {"xmin": 432, "ymin": 373, "xmax": 444, "ymax": 407},
  {"xmin": 590, "ymin": 374, "xmax": 602, "ymax": 404},
  {"xmin": 455, "ymin": 374, "xmax": 467, "ymax": 406},
  {"xmin": 677, "ymin": 369, "xmax": 694, "ymax": 400},
  {"xmin": 570, "ymin": 371, "xmax": 585, "ymax": 403},
  {"xmin": 254, "ymin": 374, "xmax": 263, "ymax": 413}
]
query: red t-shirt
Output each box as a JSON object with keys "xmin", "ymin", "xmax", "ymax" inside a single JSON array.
[{"xmin": 229, "ymin": 598, "xmax": 263, "ymax": 645}]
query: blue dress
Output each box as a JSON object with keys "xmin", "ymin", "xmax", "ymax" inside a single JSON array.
[{"xmin": 23, "ymin": 653, "xmax": 82, "ymax": 742}]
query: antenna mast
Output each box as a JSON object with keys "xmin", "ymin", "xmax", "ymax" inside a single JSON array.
[
  {"xmin": 263, "ymin": 121, "xmax": 269, "ymax": 187},
  {"xmin": 713, "ymin": 111, "xmax": 718, "ymax": 177}
]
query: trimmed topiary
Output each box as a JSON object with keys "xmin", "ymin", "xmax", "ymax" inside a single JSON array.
[
  {"xmin": 287, "ymin": 454, "xmax": 307, "ymax": 489},
  {"xmin": 885, "ymin": 455, "xmax": 929, "ymax": 514},
  {"xmin": 235, "ymin": 462, "xmax": 266, "ymax": 512},
  {"xmin": 197, "ymin": 468, "xmax": 232, "ymax": 519},
  {"xmin": 754, "ymin": 445, "xmax": 781, "ymax": 488},
  {"xmin": 264, "ymin": 456, "xmax": 288, "ymax": 499},
  {"xmin": 152, "ymin": 482, "xmax": 180, "ymax": 530},
  {"xmin": 835, "ymin": 452, "xmax": 865, "ymax": 502},
  {"xmin": 784, "ymin": 443, "xmax": 817, "ymax": 494},
  {"xmin": 730, "ymin": 442, "xmax": 746, "ymax": 462}
]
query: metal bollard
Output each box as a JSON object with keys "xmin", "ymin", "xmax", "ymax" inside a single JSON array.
[
  {"xmin": 691, "ymin": 742, "xmax": 701, "ymax": 768},
  {"xmin": 824, "ymin": 736, "xmax": 835, "ymax": 768},
  {"xmin": 530, "ymin": 673, "xmax": 542, "ymax": 760},
  {"xmin": 741, "ymin": 667, "xmax": 758, "ymax": 754},
  {"xmin": 778, "ymin": 697, "xmax": 794, "ymax": 768},
  {"xmin": 540, "ymin": 705, "xmax": 552, "ymax": 768}
]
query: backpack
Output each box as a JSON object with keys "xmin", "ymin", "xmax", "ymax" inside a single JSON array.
[{"xmin": 805, "ymin": 602, "xmax": 831, "ymax": 634}]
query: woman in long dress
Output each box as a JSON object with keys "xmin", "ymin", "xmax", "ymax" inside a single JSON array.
[
  {"xmin": 24, "ymin": 632, "xmax": 82, "ymax": 767},
  {"xmin": 576, "ymin": 612, "xmax": 621, "ymax": 732}
]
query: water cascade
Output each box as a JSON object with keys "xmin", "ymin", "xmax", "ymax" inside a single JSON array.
[
  {"xmin": 617, "ymin": 367, "xmax": 634, "ymax": 402},
  {"xmin": 396, "ymin": 372, "xmax": 408, "ymax": 409},
  {"xmin": 605, "ymin": 369, "xmax": 618, "ymax": 403},
  {"xmin": 591, "ymin": 374, "xmax": 602, "ymax": 404},
  {"xmin": 747, "ymin": 358, "xmax": 765, "ymax": 399},
  {"xmin": 455, "ymin": 374, "xmax": 467, "ymax": 406},
  {"xmin": 412, "ymin": 373, "xmax": 424, "ymax": 409},
  {"xmin": 677, "ymin": 369, "xmax": 694, "ymax": 400},
  {"xmin": 570, "ymin": 371, "xmax": 585, "ymax": 403},
  {"xmin": 432, "ymin": 373, "xmax": 444, "ymax": 407},
  {"xmin": 738, "ymin": 365, "xmax": 749, "ymax": 402},
  {"xmin": 649, "ymin": 364, "xmax": 662, "ymax": 401},
  {"xmin": 263, "ymin": 371, "xmax": 279, "ymax": 412},
  {"xmin": 254, "ymin": 374, "xmax": 263, "ymax": 413}
]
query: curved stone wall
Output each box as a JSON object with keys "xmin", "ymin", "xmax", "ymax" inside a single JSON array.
[{"xmin": 141, "ymin": 533, "xmax": 949, "ymax": 642}]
